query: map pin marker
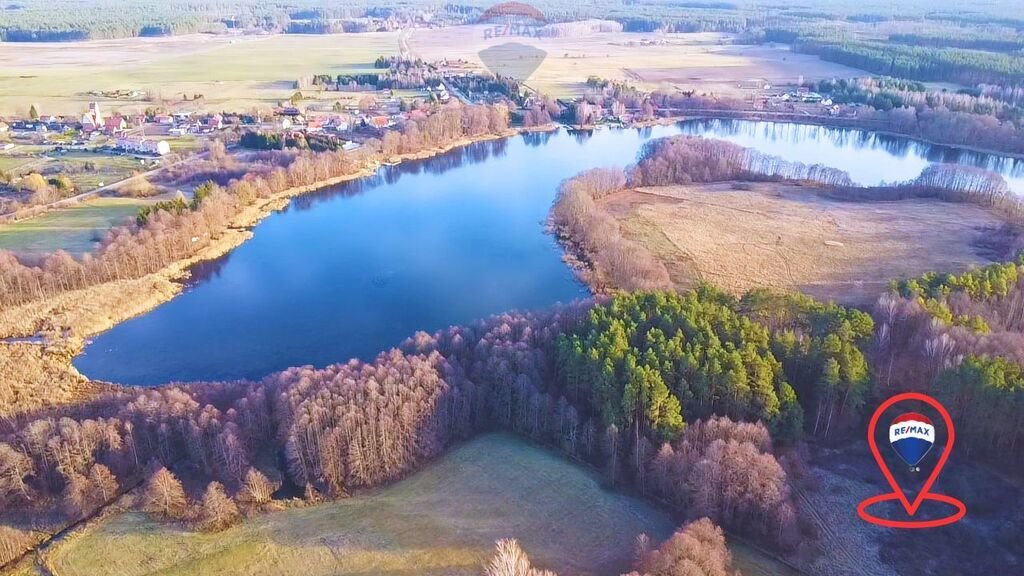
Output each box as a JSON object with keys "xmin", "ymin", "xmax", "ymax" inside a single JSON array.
[{"xmin": 859, "ymin": 392, "xmax": 966, "ymax": 528}]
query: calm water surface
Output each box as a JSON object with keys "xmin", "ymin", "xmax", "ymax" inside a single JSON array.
[{"xmin": 75, "ymin": 120, "xmax": 1024, "ymax": 384}]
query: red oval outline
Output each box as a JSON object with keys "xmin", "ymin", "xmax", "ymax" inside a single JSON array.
[
  {"xmin": 857, "ymin": 492, "xmax": 966, "ymax": 529},
  {"xmin": 858, "ymin": 392, "xmax": 967, "ymax": 528}
]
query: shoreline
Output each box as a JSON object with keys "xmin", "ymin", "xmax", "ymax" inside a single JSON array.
[
  {"xmin": 0, "ymin": 125, "xmax": 557, "ymax": 415},
  {"xmin": 2, "ymin": 110, "xmax": 1018, "ymax": 408},
  {"xmin": 568, "ymin": 111, "xmax": 1024, "ymax": 162},
  {"xmin": 1, "ymin": 126, "xmax": 551, "ymax": 343}
]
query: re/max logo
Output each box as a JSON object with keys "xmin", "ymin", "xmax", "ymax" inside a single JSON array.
[
  {"xmin": 483, "ymin": 24, "xmax": 544, "ymax": 39},
  {"xmin": 892, "ymin": 425, "xmax": 931, "ymax": 437}
]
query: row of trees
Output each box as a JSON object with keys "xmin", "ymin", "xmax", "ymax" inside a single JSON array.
[
  {"xmin": 818, "ymin": 77, "xmax": 1023, "ymax": 122},
  {"xmin": 549, "ymin": 167, "xmax": 671, "ymax": 291},
  {"xmin": 792, "ymin": 39, "xmax": 1024, "ymax": 87},
  {"xmin": 630, "ymin": 136, "xmax": 852, "ymax": 188},
  {"xmin": 0, "ymin": 102, "xmax": 512, "ymax": 308}
]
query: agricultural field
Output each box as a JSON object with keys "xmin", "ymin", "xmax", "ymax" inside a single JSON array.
[
  {"xmin": 407, "ymin": 27, "xmax": 866, "ymax": 98},
  {"xmin": 40, "ymin": 433, "xmax": 800, "ymax": 576},
  {"xmin": 0, "ymin": 197, "xmax": 148, "ymax": 257},
  {"xmin": 0, "ymin": 32, "xmax": 401, "ymax": 116},
  {"xmin": 601, "ymin": 182, "xmax": 1007, "ymax": 305}
]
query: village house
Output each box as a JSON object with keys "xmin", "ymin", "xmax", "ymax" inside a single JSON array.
[
  {"xmin": 104, "ymin": 115, "xmax": 128, "ymax": 135},
  {"xmin": 202, "ymin": 114, "xmax": 223, "ymax": 132},
  {"xmin": 116, "ymin": 136, "xmax": 171, "ymax": 156},
  {"xmin": 367, "ymin": 115, "xmax": 392, "ymax": 129},
  {"xmin": 80, "ymin": 102, "xmax": 104, "ymax": 132},
  {"xmin": 326, "ymin": 116, "xmax": 350, "ymax": 132},
  {"xmin": 305, "ymin": 117, "xmax": 328, "ymax": 132},
  {"xmin": 10, "ymin": 120, "xmax": 47, "ymax": 133}
]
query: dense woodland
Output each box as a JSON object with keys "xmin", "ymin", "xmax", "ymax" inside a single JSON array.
[
  {"xmin": 2, "ymin": 0, "xmax": 1017, "ymax": 47},
  {"xmin": 0, "ymin": 291, "xmax": 820, "ymax": 564},
  {"xmin": 551, "ymin": 134, "xmax": 1024, "ymax": 464},
  {"xmin": 875, "ymin": 260, "xmax": 1024, "ymax": 458}
]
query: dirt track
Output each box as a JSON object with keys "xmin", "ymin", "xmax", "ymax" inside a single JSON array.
[{"xmin": 602, "ymin": 183, "xmax": 1008, "ymax": 305}]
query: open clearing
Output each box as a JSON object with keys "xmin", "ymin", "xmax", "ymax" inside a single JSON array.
[
  {"xmin": 602, "ymin": 183, "xmax": 1006, "ymax": 305},
  {"xmin": 0, "ymin": 33, "xmax": 400, "ymax": 115},
  {"xmin": 41, "ymin": 433, "xmax": 799, "ymax": 576},
  {"xmin": 0, "ymin": 197, "xmax": 148, "ymax": 257},
  {"xmin": 407, "ymin": 27, "xmax": 865, "ymax": 98},
  {"xmin": 0, "ymin": 28, "xmax": 865, "ymax": 115}
]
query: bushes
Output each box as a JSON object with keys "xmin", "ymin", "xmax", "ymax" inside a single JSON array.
[
  {"xmin": 647, "ymin": 418, "xmax": 799, "ymax": 548},
  {"xmin": 632, "ymin": 518, "xmax": 741, "ymax": 576},
  {"xmin": 549, "ymin": 168, "xmax": 671, "ymax": 291}
]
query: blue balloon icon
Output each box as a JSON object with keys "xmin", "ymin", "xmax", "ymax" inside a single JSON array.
[{"xmin": 889, "ymin": 412, "xmax": 935, "ymax": 468}]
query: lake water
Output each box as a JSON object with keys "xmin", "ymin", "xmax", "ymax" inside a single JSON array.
[{"xmin": 74, "ymin": 120, "xmax": 1024, "ymax": 385}]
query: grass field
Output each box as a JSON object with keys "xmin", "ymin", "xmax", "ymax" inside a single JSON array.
[
  {"xmin": 47, "ymin": 152, "xmax": 154, "ymax": 191},
  {"xmin": 0, "ymin": 33, "xmax": 400, "ymax": 116},
  {"xmin": 40, "ymin": 434, "xmax": 800, "ymax": 576},
  {"xmin": 602, "ymin": 183, "xmax": 1006, "ymax": 305},
  {"xmin": 407, "ymin": 27, "xmax": 865, "ymax": 98},
  {"xmin": 0, "ymin": 154, "xmax": 42, "ymax": 174},
  {"xmin": 0, "ymin": 197, "xmax": 148, "ymax": 257},
  {"xmin": 0, "ymin": 29, "xmax": 867, "ymax": 115}
]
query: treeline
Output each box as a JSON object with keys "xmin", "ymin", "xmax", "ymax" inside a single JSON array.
[
  {"xmin": 888, "ymin": 32, "xmax": 1024, "ymax": 54},
  {"xmin": 793, "ymin": 40, "xmax": 1024, "ymax": 87},
  {"xmin": 632, "ymin": 137, "xmax": 852, "ymax": 188},
  {"xmin": 239, "ymin": 131, "xmax": 348, "ymax": 152},
  {"xmin": 836, "ymin": 164, "xmax": 1022, "ymax": 223},
  {"xmin": 312, "ymin": 57, "xmax": 442, "ymax": 91},
  {"xmin": 0, "ymin": 102, "xmax": 510, "ymax": 308},
  {"xmin": 874, "ymin": 259, "xmax": 1024, "ymax": 462},
  {"xmin": 448, "ymin": 74, "xmax": 530, "ymax": 107},
  {"xmin": 1, "ymin": 293, "xmax": 811, "ymax": 562},
  {"xmin": 0, "ymin": 0, "xmax": 441, "ymax": 42},
  {"xmin": 816, "ymin": 77, "xmax": 1024, "ymax": 123},
  {"xmin": 549, "ymin": 167, "xmax": 671, "ymax": 291}
]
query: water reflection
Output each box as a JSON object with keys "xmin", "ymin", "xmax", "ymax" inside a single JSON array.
[
  {"xmin": 676, "ymin": 119, "xmax": 1024, "ymax": 191},
  {"xmin": 290, "ymin": 139, "xmax": 510, "ymax": 212},
  {"xmin": 522, "ymin": 130, "xmax": 556, "ymax": 147},
  {"xmin": 76, "ymin": 121, "xmax": 1024, "ymax": 385},
  {"xmin": 188, "ymin": 252, "xmax": 234, "ymax": 286}
]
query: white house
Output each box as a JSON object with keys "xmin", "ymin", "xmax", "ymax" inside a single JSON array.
[{"xmin": 117, "ymin": 136, "xmax": 171, "ymax": 156}]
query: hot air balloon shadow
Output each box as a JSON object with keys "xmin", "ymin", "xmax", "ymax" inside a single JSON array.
[
  {"xmin": 889, "ymin": 412, "xmax": 935, "ymax": 472},
  {"xmin": 476, "ymin": 3, "xmax": 549, "ymax": 83}
]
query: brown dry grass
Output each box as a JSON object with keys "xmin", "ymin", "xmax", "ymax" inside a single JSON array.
[
  {"xmin": 601, "ymin": 182, "xmax": 1006, "ymax": 305},
  {"xmin": 0, "ymin": 342, "xmax": 112, "ymax": 421}
]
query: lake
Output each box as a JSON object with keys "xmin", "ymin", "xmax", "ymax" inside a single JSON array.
[{"xmin": 74, "ymin": 120, "xmax": 1024, "ymax": 385}]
